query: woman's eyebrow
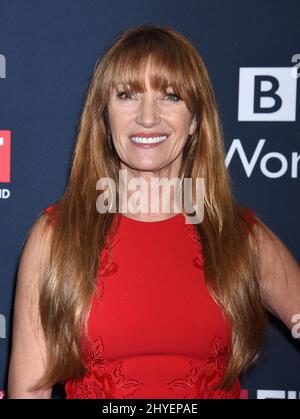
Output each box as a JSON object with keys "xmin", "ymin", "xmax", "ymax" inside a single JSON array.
[{"xmin": 114, "ymin": 81, "xmax": 131, "ymax": 88}]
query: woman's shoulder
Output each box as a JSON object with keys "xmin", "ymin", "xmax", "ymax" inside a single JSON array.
[
  {"xmin": 240, "ymin": 207, "xmax": 257, "ymax": 226},
  {"xmin": 44, "ymin": 202, "xmax": 59, "ymax": 214},
  {"xmin": 236, "ymin": 206, "xmax": 259, "ymax": 239},
  {"xmin": 43, "ymin": 202, "xmax": 60, "ymax": 226}
]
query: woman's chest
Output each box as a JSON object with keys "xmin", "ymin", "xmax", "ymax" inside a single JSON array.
[{"xmin": 86, "ymin": 218, "xmax": 231, "ymax": 359}]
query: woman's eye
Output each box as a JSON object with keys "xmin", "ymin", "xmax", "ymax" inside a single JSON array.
[
  {"xmin": 165, "ymin": 93, "xmax": 181, "ymax": 102},
  {"xmin": 116, "ymin": 91, "xmax": 134, "ymax": 100},
  {"xmin": 115, "ymin": 91, "xmax": 181, "ymax": 102}
]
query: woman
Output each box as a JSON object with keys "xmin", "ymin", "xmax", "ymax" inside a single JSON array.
[{"xmin": 7, "ymin": 25, "xmax": 300, "ymax": 399}]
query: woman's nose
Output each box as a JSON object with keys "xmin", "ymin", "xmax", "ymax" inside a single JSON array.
[{"xmin": 135, "ymin": 97, "xmax": 161, "ymax": 127}]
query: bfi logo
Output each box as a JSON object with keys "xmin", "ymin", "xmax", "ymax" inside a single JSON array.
[
  {"xmin": 238, "ymin": 67, "xmax": 298, "ymax": 121},
  {"xmin": 0, "ymin": 131, "xmax": 11, "ymax": 183},
  {"xmin": 0, "ymin": 54, "xmax": 11, "ymax": 198}
]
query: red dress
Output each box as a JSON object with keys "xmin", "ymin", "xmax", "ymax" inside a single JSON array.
[{"xmin": 43, "ymin": 205, "xmax": 256, "ymax": 399}]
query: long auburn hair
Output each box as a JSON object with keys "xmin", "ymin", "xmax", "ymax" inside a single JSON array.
[{"xmin": 29, "ymin": 25, "xmax": 268, "ymax": 392}]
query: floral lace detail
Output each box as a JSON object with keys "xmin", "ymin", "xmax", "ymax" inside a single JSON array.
[
  {"xmin": 96, "ymin": 218, "xmax": 120, "ymax": 298},
  {"xmin": 44, "ymin": 205, "xmax": 120, "ymax": 297},
  {"xmin": 179, "ymin": 216, "xmax": 204, "ymax": 269},
  {"xmin": 167, "ymin": 334, "xmax": 240, "ymax": 399},
  {"xmin": 179, "ymin": 208, "xmax": 256, "ymax": 270},
  {"xmin": 65, "ymin": 336, "xmax": 143, "ymax": 399},
  {"xmin": 99, "ymin": 223, "xmax": 120, "ymax": 277}
]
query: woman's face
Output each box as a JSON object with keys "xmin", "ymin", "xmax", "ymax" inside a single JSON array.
[{"xmin": 107, "ymin": 62, "xmax": 196, "ymax": 176}]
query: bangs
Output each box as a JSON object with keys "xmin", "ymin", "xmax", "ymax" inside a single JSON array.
[{"xmin": 106, "ymin": 39, "xmax": 196, "ymax": 113}]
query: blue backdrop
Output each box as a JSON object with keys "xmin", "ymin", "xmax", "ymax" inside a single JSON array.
[{"xmin": 0, "ymin": 0, "xmax": 299, "ymax": 399}]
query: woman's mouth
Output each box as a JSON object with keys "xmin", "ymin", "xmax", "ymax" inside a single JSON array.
[{"xmin": 129, "ymin": 135, "xmax": 169, "ymax": 148}]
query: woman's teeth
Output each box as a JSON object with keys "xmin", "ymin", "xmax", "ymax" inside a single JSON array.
[{"xmin": 130, "ymin": 135, "xmax": 168, "ymax": 144}]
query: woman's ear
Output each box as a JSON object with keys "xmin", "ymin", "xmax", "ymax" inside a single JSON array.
[{"xmin": 188, "ymin": 115, "xmax": 197, "ymax": 136}]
